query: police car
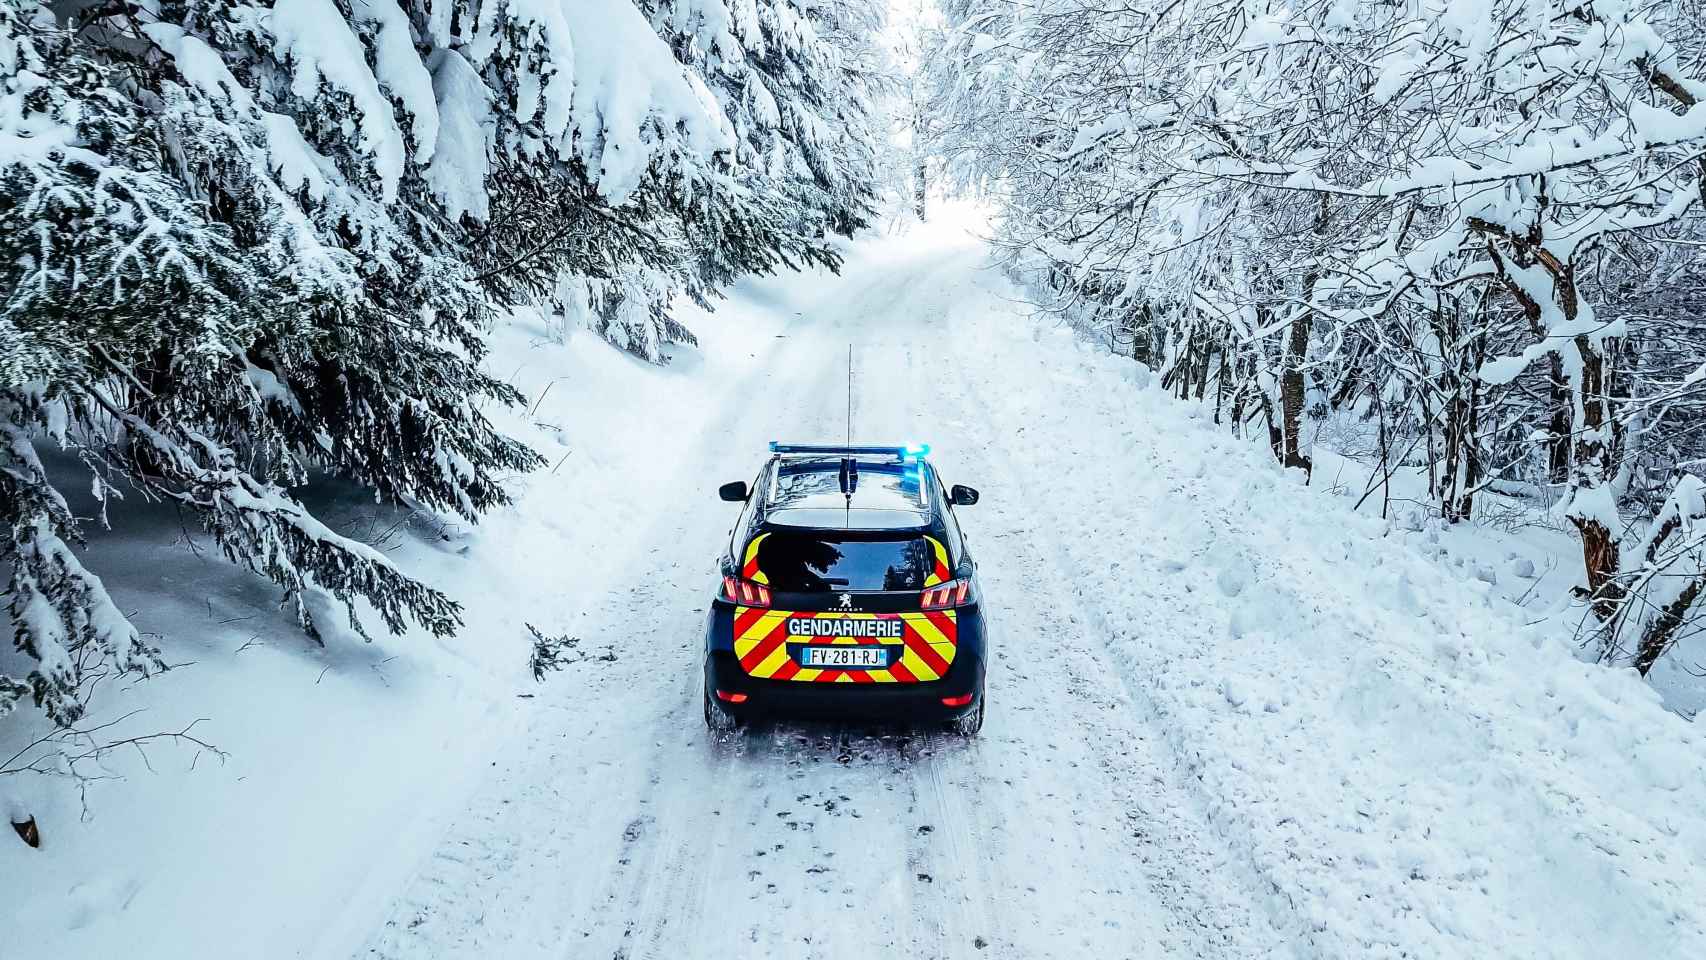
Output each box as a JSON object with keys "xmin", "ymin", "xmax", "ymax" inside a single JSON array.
[{"xmin": 703, "ymin": 443, "xmax": 987, "ymax": 735}]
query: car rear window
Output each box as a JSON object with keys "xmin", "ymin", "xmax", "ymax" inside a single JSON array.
[
  {"xmin": 769, "ymin": 461, "xmax": 929, "ymax": 513},
  {"xmin": 756, "ymin": 533, "xmax": 933, "ymax": 592}
]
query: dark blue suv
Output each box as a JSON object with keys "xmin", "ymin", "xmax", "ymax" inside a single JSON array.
[{"xmin": 703, "ymin": 444, "xmax": 986, "ymax": 735}]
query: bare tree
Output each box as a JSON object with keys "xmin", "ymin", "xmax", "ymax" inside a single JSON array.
[{"xmin": 925, "ymin": 0, "xmax": 1706, "ymax": 675}]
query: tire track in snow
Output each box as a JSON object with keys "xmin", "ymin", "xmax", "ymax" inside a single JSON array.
[
  {"xmin": 852, "ymin": 319, "xmax": 1010, "ymax": 960},
  {"xmin": 361, "ymin": 302, "xmax": 841, "ymax": 959},
  {"xmin": 670, "ymin": 734, "xmax": 755, "ymax": 958},
  {"xmin": 912, "ymin": 734, "xmax": 997, "ymax": 959},
  {"xmin": 588, "ymin": 285, "xmax": 884, "ymax": 960},
  {"xmin": 579, "ymin": 306, "xmax": 862, "ymax": 960},
  {"xmin": 583, "ymin": 701, "xmax": 708, "ymax": 959},
  {"xmin": 924, "ymin": 272, "xmax": 1301, "ymax": 957}
]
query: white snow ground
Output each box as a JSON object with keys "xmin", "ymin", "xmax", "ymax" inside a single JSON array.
[{"xmin": 4, "ymin": 206, "xmax": 1705, "ymax": 960}]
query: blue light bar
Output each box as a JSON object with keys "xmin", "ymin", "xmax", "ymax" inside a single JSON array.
[{"xmin": 770, "ymin": 442, "xmax": 930, "ymax": 459}]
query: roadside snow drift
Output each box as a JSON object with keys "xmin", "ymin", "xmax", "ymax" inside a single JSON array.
[{"xmin": 961, "ymin": 303, "xmax": 1706, "ymax": 959}]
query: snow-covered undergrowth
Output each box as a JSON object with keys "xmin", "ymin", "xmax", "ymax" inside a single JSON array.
[
  {"xmin": 1301, "ymin": 427, "xmax": 1706, "ymax": 720},
  {"xmin": 946, "ymin": 287, "xmax": 1706, "ymax": 957},
  {"xmin": 0, "ymin": 295, "xmax": 783, "ymax": 957}
]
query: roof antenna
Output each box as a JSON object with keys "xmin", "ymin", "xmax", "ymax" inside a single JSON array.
[
  {"xmin": 845, "ymin": 343, "xmax": 853, "ymax": 528},
  {"xmin": 846, "ymin": 342, "xmax": 853, "ymax": 448}
]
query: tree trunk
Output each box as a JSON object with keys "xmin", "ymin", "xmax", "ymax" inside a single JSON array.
[
  {"xmin": 1438, "ymin": 305, "xmax": 1485, "ymax": 523},
  {"xmin": 1627, "ymin": 476, "xmax": 1706, "ymax": 672},
  {"xmin": 1570, "ymin": 331, "xmax": 1624, "ymax": 619},
  {"xmin": 1194, "ymin": 339, "xmax": 1210, "ymax": 402},
  {"xmin": 1131, "ymin": 303, "xmax": 1152, "ymax": 365},
  {"xmin": 1508, "ymin": 258, "xmax": 1570, "ymax": 488},
  {"xmin": 1545, "ymin": 354, "xmax": 1570, "ymax": 487},
  {"xmin": 1441, "ymin": 400, "xmax": 1466, "ymax": 521},
  {"xmin": 1456, "ymin": 339, "xmax": 1485, "ymax": 521},
  {"xmin": 1214, "ymin": 349, "xmax": 1230, "ymax": 425},
  {"xmin": 1278, "ymin": 310, "xmax": 1311, "ymax": 474},
  {"xmin": 125, "ymin": 342, "xmax": 177, "ymax": 480},
  {"xmin": 1474, "ymin": 216, "xmax": 1622, "ymax": 618},
  {"xmin": 1278, "ymin": 195, "xmax": 1326, "ymax": 476},
  {"xmin": 913, "ymin": 156, "xmax": 927, "ymax": 221},
  {"xmin": 1418, "ymin": 379, "xmax": 1437, "ymax": 499},
  {"xmin": 1635, "ymin": 579, "xmax": 1700, "ymax": 675},
  {"xmin": 1262, "ymin": 392, "xmax": 1284, "ymax": 463},
  {"xmin": 1230, "ymin": 354, "xmax": 1253, "ymax": 435}
]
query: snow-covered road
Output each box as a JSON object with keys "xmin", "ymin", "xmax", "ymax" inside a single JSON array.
[
  {"xmin": 322, "ymin": 213, "xmax": 1706, "ymax": 960},
  {"xmin": 356, "ymin": 230, "xmax": 1290, "ymax": 959}
]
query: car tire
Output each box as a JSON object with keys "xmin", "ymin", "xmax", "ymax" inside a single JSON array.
[
  {"xmin": 703, "ymin": 686, "xmax": 744, "ymax": 733},
  {"xmin": 946, "ymin": 691, "xmax": 985, "ymax": 737}
]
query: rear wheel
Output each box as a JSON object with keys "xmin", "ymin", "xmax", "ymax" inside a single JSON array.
[
  {"xmin": 946, "ymin": 691, "xmax": 985, "ymax": 737},
  {"xmin": 703, "ymin": 686, "xmax": 744, "ymax": 733}
]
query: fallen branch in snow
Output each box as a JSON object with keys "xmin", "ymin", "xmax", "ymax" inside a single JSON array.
[
  {"xmin": 0, "ymin": 712, "xmax": 227, "ymax": 820},
  {"xmin": 526, "ymin": 623, "xmax": 616, "ymax": 681}
]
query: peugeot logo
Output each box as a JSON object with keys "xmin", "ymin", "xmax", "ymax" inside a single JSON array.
[{"xmin": 837, "ymin": 592, "xmax": 855, "ymax": 611}]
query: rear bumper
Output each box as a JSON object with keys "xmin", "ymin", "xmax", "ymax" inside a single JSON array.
[{"xmin": 704, "ymin": 648, "xmax": 985, "ymax": 721}]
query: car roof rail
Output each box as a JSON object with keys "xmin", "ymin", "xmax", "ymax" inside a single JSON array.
[{"xmin": 769, "ymin": 442, "xmax": 929, "ymax": 459}]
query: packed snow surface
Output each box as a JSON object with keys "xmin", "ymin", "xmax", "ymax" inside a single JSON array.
[{"xmin": 3, "ymin": 207, "xmax": 1704, "ymax": 959}]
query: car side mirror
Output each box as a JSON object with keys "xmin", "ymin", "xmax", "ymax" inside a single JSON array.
[
  {"xmin": 950, "ymin": 484, "xmax": 980, "ymax": 506},
  {"xmin": 718, "ymin": 481, "xmax": 749, "ymax": 502}
]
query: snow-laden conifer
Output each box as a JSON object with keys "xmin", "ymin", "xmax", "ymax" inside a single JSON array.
[{"xmin": 1, "ymin": 0, "xmax": 888, "ymax": 729}]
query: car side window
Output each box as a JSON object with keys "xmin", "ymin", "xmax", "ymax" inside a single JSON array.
[
  {"xmin": 933, "ymin": 470, "xmax": 968, "ymax": 565},
  {"xmin": 728, "ymin": 464, "xmax": 766, "ymax": 561}
]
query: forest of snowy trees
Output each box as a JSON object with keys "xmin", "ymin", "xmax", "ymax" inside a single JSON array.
[
  {"xmin": 8, "ymin": 0, "xmax": 1706, "ymax": 742},
  {"xmin": 0, "ymin": 0, "xmax": 887, "ymax": 731},
  {"xmin": 923, "ymin": 0, "xmax": 1706, "ymax": 680}
]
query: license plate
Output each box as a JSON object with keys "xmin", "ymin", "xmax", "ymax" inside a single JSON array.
[{"xmin": 795, "ymin": 645, "xmax": 891, "ymax": 669}]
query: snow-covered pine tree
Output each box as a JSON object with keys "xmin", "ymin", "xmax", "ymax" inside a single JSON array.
[
  {"xmin": 530, "ymin": 0, "xmax": 891, "ymax": 362},
  {"xmin": 796, "ymin": 0, "xmax": 890, "ymax": 233},
  {"xmin": 686, "ymin": 0, "xmax": 890, "ymax": 236},
  {"xmin": 1, "ymin": 3, "xmax": 271, "ymax": 723},
  {"xmin": 1, "ymin": 0, "xmax": 756, "ymax": 727},
  {"xmin": 4, "ymin": 0, "xmax": 894, "ymax": 727}
]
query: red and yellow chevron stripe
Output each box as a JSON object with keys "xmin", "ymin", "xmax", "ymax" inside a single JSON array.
[
  {"xmin": 732, "ymin": 608, "xmax": 957, "ymax": 683},
  {"xmin": 733, "ymin": 535, "xmax": 958, "ymax": 684},
  {"xmin": 742, "ymin": 533, "xmax": 770, "ymax": 584},
  {"xmin": 924, "ymin": 536, "xmax": 951, "ymax": 587}
]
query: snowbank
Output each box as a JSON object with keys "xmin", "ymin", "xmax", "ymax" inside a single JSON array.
[
  {"xmin": 0, "ymin": 293, "xmax": 781, "ymax": 958},
  {"xmin": 946, "ymin": 287, "xmax": 1706, "ymax": 958}
]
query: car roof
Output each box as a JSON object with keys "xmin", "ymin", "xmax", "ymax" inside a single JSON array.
[{"xmin": 761, "ymin": 456, "xmax": 935, "ymax": 532}]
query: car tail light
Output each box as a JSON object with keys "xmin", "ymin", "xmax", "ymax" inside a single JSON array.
[
  {"xmin": 941, "ymin": 692, "xmax": 975, "ymax": 707},
  {"xmin": 715, "ymin": 689, "xmax": 749, "ymax": 703},
  {"xmin": 919, "ymin": 578, "xmax": 970, "ymax": 610},
  {"xmin": 722, "ymin": 575, "xmax": 771, "ymax": 607}
]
